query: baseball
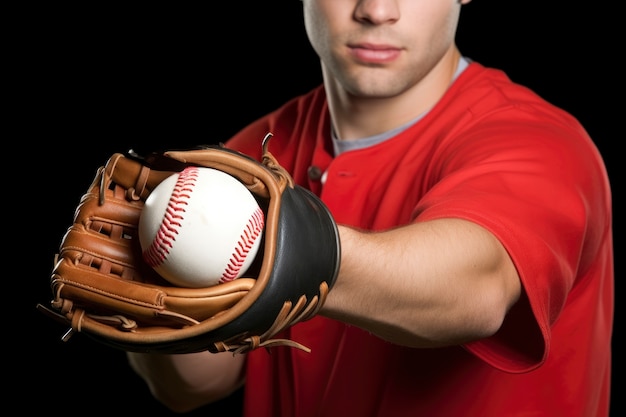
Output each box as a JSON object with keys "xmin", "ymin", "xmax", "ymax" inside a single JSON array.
[{"xmin": 138, "ymin": 166, "xmax": 265, "ymax": 288}]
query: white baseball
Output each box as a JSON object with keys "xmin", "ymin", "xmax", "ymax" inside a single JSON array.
[{"xmin": 138, "ymin": 166, "xmax": 264, "ymax": 288}]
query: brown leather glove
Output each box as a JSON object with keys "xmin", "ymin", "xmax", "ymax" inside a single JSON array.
[{"xmin": 37, "ymin": 134, "xmax": 340, "ymax": 354}]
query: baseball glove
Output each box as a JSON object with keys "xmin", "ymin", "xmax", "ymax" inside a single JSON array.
[{"xmin": 37, "ymin": 133, "xmax": 341, "ymax": 354}]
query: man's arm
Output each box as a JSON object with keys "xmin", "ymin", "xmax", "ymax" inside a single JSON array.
[{"xmin": 322, "ymin": 219, "xmax": 522, "ymax": 347}]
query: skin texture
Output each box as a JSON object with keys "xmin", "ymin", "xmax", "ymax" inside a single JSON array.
[
  {"xmin": 305, "ymin": 0, "xmax": 469, "ymax": 140},
  {"xmin": 127, "ymin": 0, "xmax": 522, "ymax": 412}
]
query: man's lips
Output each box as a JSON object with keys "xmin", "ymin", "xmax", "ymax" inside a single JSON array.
[{"xmin": 349, "ymin": 43, "xmax": 402, "ymax": 64}]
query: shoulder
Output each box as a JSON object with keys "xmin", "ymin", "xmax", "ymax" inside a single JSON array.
[
  {"xmin": 225, "ymin": 85, "xmax": 328, "ymax": 160},
  {"xmin": 449, "ymin": 61, "xmax": 583, "ymax": 131},
  {"xmin": 432, "ymin": 61, "xmax": 594, "ymax": 161},
  {"xmin": 420, "ymin": 61, "xmax": 609, "ymax": 222}
]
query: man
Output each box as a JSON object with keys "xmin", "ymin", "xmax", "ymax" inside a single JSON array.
[{"xmin": 127, "ymin": 1, "xmax": 613, "ymax": 416}]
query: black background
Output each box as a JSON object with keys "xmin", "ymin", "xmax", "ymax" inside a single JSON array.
[{"xmin": 17, "ymin": 2, "xmax": 620, "ymax": 416}]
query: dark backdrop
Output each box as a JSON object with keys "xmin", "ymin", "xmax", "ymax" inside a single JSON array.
[{"xmin": 20, "ymin": 2, "xmax": 620, "ymax": 416}]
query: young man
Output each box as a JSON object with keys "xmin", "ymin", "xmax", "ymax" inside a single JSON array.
[{"xmin": 127, "ymin": 1, "xmax": 613, "ymax": 415}]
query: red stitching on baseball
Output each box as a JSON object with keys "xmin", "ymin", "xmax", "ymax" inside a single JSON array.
[
  {"xmin": 142, "ymin": 167, "xmax": 199, "ymax": 267},
  {"xmin": 220, "ymin": 206, "xmax": 265, "ymax": 283}
]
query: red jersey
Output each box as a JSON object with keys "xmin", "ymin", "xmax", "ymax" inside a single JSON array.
[{"xmin": 226, "ymin": 62, "xmax": 613, "ymax": 417}]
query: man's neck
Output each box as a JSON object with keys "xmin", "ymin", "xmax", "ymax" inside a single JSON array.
[{"xmin": 325, "ymin": 47, "xmax": 462, "ymax": 141}]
